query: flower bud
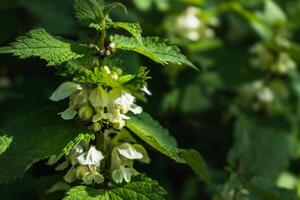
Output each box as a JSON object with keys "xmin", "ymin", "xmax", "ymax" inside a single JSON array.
[
  {"xmin": 92, "ymin": 122, "xmax": 102, "ymax": 132},
  {"xmin": 79, "ymin": 106, "xmax": 94, "ymax": 121},
  {"xmin": 113, "ymin": 121, "xmax": 126, "ymax": 130},
  {"xmin": 76, "ymin": 165, "xmax": 90, "ymax": 179}
]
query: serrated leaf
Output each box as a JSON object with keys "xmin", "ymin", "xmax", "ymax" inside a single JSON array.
[
  {"xmin": 47, "ymin": 133, "xmax": 95, "ymax": 166},
  {"xmin": 63, "ymin": 175, "xmax": 166, "ymax": 200},
  {"xmin": 74, "ymin": 0, "xmax": 105, "ymax": 26},
  {"xmin": 74, "ymin": 67, "xmax": 136, "ymax": 88},
  {"xmin": 0, "ymin": 29, "xmax": 84, "ymax": 66},
  {"xmin": 104, "ymin": 2, "xmax": 127, "ymax": 16},
  {"xmin": 180, "ymin": 149, "xmax": 212, "ymax": 185},
  {"xmin": 0, "ymin": 107, "xmax": 89, "ymax": 184},
  {"xmin": 126, "ymin": 112, "xmax": 183, "ymax": 162},
  {"xmin": 126, "ymin": 113, "xmax": 212, "ymax": 186},
  {"xmin": 110, "ymin": 35, "xmax": 197, "ymax": 70},
  {"xmin": 0, "ymin": 135, "xmax": 12, "ymax": 156},
  {"xmin": 228, "ymin": 112, "xmax": 291, "ymax": 180},
  {"xmin": 113, "ymin": 22, "xmax": 142, "ymax": 42}
]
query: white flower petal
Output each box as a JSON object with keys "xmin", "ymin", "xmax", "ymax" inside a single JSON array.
[
  {"xmin": 141, "ymin": 86, "xmax": 152, "ymax": 95},
  {"xmin": 117, "ymin": 143, "xmax": 143, "ymax": 160},
  {"xmin": 123, "ymin": 167, "xmax": 132, "ymax": 183},
  {"xmin": 129, "ymin": 104, "xmax": 142, "ymax": 114},
  {"xmin": 115, "ymin": 91, "xmax": 135, "ymax": 107},
  {"xmin": 112, "ymin": 168, "xmax": 124, "ymax": 184},
  {"xmin": 77, "ymin": 146, "xmax": 104, "ymax": 166},
  {"xmin": 82, "ymin": 172, "xmax": 104, "ymax": 185},
  {"xmin": 120, "ymin": 114, "xmax": 130, "ymax": 120},
  {"xmin": 59, "ymin": 107, "xmax": 77, "ymax": 120},
  {"xmin": 50, "ymin": 82, "xmax": 82, "ymax": 102}
]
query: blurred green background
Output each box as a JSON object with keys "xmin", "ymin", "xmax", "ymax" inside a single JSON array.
[{"xmin": 2, "ymin": 0, "xmax": 300, "ymax": 199}]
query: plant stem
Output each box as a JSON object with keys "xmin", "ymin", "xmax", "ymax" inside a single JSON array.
[
  {"xmin": 99, "ymin": 31, "xmax": 106, "ymax": 50},
  {"xmin": 98, "ymin": 28, "xmax": 106, "ymax": 66},
  {"xmin": 95, "ymin": 131, "xmax": 104, "ymax": 152}
]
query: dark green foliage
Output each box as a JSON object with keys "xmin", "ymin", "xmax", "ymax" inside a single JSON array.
[{"xmin": 0, "ymin": 107, "xmax": 89, "ymax": 184}]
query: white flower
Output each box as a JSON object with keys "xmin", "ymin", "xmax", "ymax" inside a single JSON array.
[
  {"xmin": 112, "ymin": 166, "xmax": 133, "ymax": 183},
  {"xmin": 141, "ymin": 86, "xmax": 152, "ymax": 95},
  {"xmin": 50, "ymin": 82, "xmax": 82, "ymax": 102},
  {"xmin": 114, "ymin": 91, "xmax": 135, "ymax": 108},
  {"xmin": 129, "ymin": 104, "xmax": 143, "ymax": 115},
  {"xmin": 109, "ymin": 42, "xmax": 116, "ymax": 49},
  {"xmin": 117, "ymin": 143, "xmax": 143, "ymax": 160},
  {"xmin": 54, "ymin": 142, "xmax": 86, "ymax": 171},
  {"xmin": 82, "ymin": 171, "xmax": 104, "ymax": 185},
  {"xmin": 113, "ymin": 90, "xmax": 143, "ymax": 115},
  {"xmin": 186, "ymin": 31, "xmax": 200, "ymax": 41},
  {"xmin": 110, "ymin": 143, "xmax": 145, "ymax": 184},
  {"xmin": 66, "ymin": 142, "xmax": 88, "ymax": 166},
  {"xmin": 77, "ymin": 146, "xmax": 104, "ymax": 166},
  {"xmin": 257, "ymin": 87, "xmax": 274, "ymax": 103},
  {"xmin": 103, "ymin": 66, "xmax": 111, "ymax": 74},
  {"xmin": 177, "ymin": 7, "xmax": 201, "ymax": 30}
]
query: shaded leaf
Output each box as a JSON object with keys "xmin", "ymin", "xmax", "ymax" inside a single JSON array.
[
  {"xmin": 180, "ymin": 149, "xmax": 212, "ymax": 185},
  {"xmin": 248, "ymin": 177, "xmax": 298, "ymax": 200},
  {"xmin": 0, "ymin": 29, "xmax": 84, "ymax": 66},
  {"xmin": 74, "ymin": 0, "xmax": 105, "ymax": 26},
  {"xmin": 0, "ymin": 107, "xmax": 89, "ymax": 184},
  {"xmin": 63, "ymin": 175, "xmax": 167, "ymax": 200},
  {"xmin": 113, "ymin": 22, "xmax": 142, "ymax": 42},
  {"xmin": 126, "ymin": 112, "xmax": 183, "ymax": 162},
  {"xmin": 0, "ymin": 134, "xmax": 12, "ymax": 156},
  {"xmin": 111, "ymin": 35, "xmax": 197, "ymax": 70}
]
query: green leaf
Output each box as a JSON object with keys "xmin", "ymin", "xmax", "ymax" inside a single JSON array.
[
  {"xmin": 132, "ymin": 0, "xmax": 152, "ymax": 11},
  {"xmin": 264, "ymin": 0, "xmax": 286, "ymax": 26},
  {"xmin": 104, "ymin": 2, "xmax": 127, "ymax": 16},
  {"xmin": 73, "ymin": 67, "xmax": 136, "ymax": 88},
  {"xmin": 0, "ymin": 29, "xmax": 84, "ymax": 66},
  {"xmin": 110, "ymin": 35, "xmax": 197, "ymax": 70},
  {"xmin": 248, "ymin": 177, "xmax": 298, "ymax": 200},
  {"xmin": 113, "ymin": 22, "xmax": 142, "ymax": 42},
  {"xmin": 0, "ymin": 135, "xmax": 12, "ymax": 156},
  {"xmin": 47, "ymin": 133, "xmax": 95, "ymax": 165},
  {"xmin": 126, "ymin": 112, "xmax": 183, "ymax": 162},
  {"xmin": 180, "ymin": 149, "xmax": 212, "ymax": 185},
  {"xmin": 74, "ymin": 0, "xmax": 105, "ymax": 26},
  {"xmin": 63, "ymin": 175, "xmax": 167, "ymax": 200},
  {"xmin": 228, "ymin": 112, "xmax": 291, "ymax": 180},
  {"xmin": 126, "ymin": 113, "xmax": 212, "ymax": 184},
  {"xmin": 0, "ymin": 107, "xmax": 89, "ymax": 184}
]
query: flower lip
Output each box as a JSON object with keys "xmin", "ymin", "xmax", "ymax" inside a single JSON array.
[
  {"xmin": 141, "ymin": 86, "xmax": 152, "ymax": 96},
  {"xmin": 117, "ymin": 143, "xmax": 143, "ymax": 160},
  {"xmin": 77, "ymin": 146, "xmax": 104, "ymax": 166}
]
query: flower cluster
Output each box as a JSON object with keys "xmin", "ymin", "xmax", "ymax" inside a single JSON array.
[
  {"xmin": 49, "ymin": 66, "xmax": 152, "ymax": 186},
  {"xmin": 50, "ymin": 67, "xmax": 148, "ymax": 130},
  {"xmin": 168, "ymin": 7, "xmax": 218, "ymax": 41},
  {"xmin": 243, "ymin": 81, "xmax": 274, "ymax": 103},
  {"xmin": 53, "ymin": 129, "xmax": 149, "ymax": 185},
  {"xmin": 250, "ymin": 37, "xmax": 296, "ymax": 74}
]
